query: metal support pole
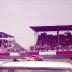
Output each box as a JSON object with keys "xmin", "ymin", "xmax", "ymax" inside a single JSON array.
[{"xmin": 57, "ymin": 31, "xmax": 59, "ymax": 51}]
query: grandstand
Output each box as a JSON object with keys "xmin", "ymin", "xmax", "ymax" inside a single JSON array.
[
  {"xmin": 30, "ymin": 25, "xmax": 72, "ymax": 52},
  {"xmin": 0, "ymin": 32, "xmax": 26, "ymax": 57},
  {"xmin": 0, "ymin": 32, "xmax": 15, "ymax": 52}
]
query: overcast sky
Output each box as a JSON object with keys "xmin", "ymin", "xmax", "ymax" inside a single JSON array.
[{"xmin": 0, "ymin": 0, "xmax": 72, "ymax": 50}]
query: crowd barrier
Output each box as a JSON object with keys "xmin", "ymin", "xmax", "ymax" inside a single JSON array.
[
  {"xmin": 0, "ymin": 52, "xmax": 19, "ymax": 57},
  {"xmin": 0, "ymin": 51, "xmax": 72, "ymax": 57},
  {"xmin": 27, "ymin": 51, "xmax": 72, "ymax": 55}
]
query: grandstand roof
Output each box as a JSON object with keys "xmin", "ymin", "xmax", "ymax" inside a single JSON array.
[
  {"xmin": 30, "ymin": 25, "xmax": 72, "ymax": 32},
  {"xmin": 0, "ymin": 32, "xmax": 14, "ymax": 38}
]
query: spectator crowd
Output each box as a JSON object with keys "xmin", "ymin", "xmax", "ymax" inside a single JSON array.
[{"xmin": 30, "ymin": 31, "xmax": 72, "ymax": 52}]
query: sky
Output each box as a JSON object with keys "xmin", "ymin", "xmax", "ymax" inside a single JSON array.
[{"xmin": 0, "ymin": 0, "xmax": 72, "ymax": 50}]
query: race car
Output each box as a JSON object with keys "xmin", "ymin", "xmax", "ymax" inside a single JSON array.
[{"xmin": 13, "ymin": 55, "xmax": 43, "ymax": 62}]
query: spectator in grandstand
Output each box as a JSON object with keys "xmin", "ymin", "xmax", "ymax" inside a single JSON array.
[{"xmin": 32, "ymin": 31, "xmax": 72, "ymax": 52}]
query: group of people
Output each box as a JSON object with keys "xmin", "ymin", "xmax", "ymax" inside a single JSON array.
[
  {"xmin": 0, "ymin": 39, "xmax": 24, "ymax": 53},
  {"xmin": 30, "ymin": 32, "xmax": 72, "ymax": 52}
]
